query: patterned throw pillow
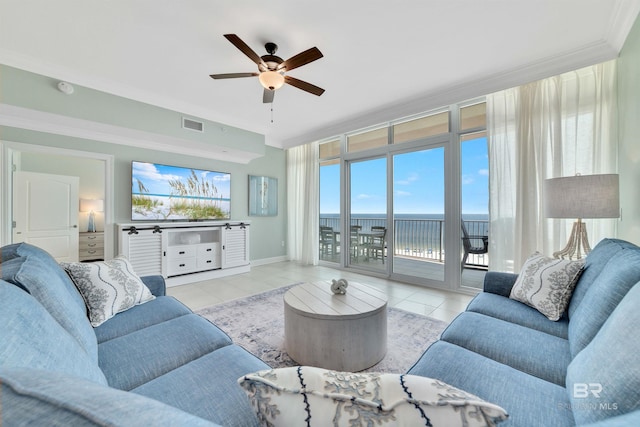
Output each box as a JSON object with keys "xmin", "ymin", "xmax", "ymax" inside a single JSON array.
[
  {"xmin": 238, "ymin": 366, "xmax": 508, "ymax": 427},
  {"xmin": 509, "ymin": 252, "xmax": 585, "ymax": 321},
  {"xmin": 61, "ymin": 256, "xmax": 155, "ymax": 327}
]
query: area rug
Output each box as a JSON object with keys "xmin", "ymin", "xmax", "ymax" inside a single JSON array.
[{"xmin": 195, "ymin": 284, "xmax": 449, "ymax": 373}]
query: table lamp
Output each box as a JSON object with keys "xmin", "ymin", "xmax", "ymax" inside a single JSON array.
[
  {"xmin": 544, "ymin": 174, "xmax": 619, "ymax": 259},
  {"xmin": 80, "ymin": 199, "xmax": 104, "ymax": 233}
]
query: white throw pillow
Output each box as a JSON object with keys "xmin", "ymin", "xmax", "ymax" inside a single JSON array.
[
  {"xmin": 238, "ymin": 366, "xmax": 508, "ymax": 427},
  {"xmin": 509, "ymin": 252, "xmax": 584, "ymax": 321},
  {"xmin": 61, "ymin": 256, "xmax": 155, "ymax": 327}
]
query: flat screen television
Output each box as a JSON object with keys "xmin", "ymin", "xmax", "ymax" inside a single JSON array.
[{"xmin": 131, "ymin": 161, "xmax": 231, "ymax": 221}]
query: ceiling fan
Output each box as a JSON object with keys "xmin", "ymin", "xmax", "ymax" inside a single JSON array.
[{"xmin": 210, "ymin": 34, "xmax": 325, "ymax": 103}]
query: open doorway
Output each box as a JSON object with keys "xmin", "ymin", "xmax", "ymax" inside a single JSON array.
[{"xmin": 1, "ymin": 141, "xmax": 113, "ymax": 259}]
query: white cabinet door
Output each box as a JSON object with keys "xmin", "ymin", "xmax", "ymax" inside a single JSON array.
[
  {"xmin": 120, "ymin": 227, "xmax": 163, "ymax": 276},
  {"xmin": 13, "ymin": 171, "xmax": 79, "ymax": 262},
  {"xmin": 221, "ymin": 224, "xmax": 250, "ymax": 268}
]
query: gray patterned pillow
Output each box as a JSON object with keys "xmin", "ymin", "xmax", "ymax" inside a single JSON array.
[
  {"xmin": 61, "ymin": 256, "xmax": 155, "ymax": 327},
  {"xmin": 238, "ymin": 366, "xmax": 508, "ymax": 427},
  {"xmin": 509, "ymin": 252, "xmax": 584, "ymax": 321}
]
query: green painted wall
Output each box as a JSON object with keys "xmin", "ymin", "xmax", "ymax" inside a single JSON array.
[
  {"xmin": 618, "ymin": 15, "xmax": 640, "ymax": 245},
  {"xmin": 0, "ymin": 67, "xmax": 287, "ymax": 262},
  {"xmin": 0, "ymin": 65, "xmax": 265, "ymax": 156}
]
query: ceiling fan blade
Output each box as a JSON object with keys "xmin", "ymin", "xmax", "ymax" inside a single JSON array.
[
  {"xmin": 284, "ymin": 76, "xmax": 325, "ymax": 96},
  {"xmin": 210, "ymin": 72, "xmax": 259, "ymax": 79},
  {"xmin": 278, "ymin": 47, "xmax": 323, "ymax": 72},
  {"xmin": 223, "ymin": 34, "xmax": 265, "ymax": 67},
  {"xmin": 263, "ymin": 89, "xmax": 275, "ymax": 104}
]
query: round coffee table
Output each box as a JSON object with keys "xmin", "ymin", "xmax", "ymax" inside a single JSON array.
[{"xmin": 284, "ymin": 281, "xmax": 387, "ymax": 371}]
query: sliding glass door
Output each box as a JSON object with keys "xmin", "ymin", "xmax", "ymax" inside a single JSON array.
[
  {"xmin": 317, "ymin": 100, "xmax": 488, "ymax": 290},
  {"xmin": 347, "ymin": 157, "xmax": 387, "ymax": 273},
  {"xmin": 392, "ymin": 147, "xmax": 446, "ymax": 284}
]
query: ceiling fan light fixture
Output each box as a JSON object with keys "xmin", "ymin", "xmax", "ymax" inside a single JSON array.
[
  {"xmin": 259, "ymin": 70, "xmax": 285, "ymax": 91},
  {"xmin": 211, "ymin": 35, "xmax": 324, "ymax": 103}
]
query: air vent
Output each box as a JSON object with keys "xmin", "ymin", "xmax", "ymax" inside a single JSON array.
[{"xmin": 182, "ymin": 117, "xmax": 204, "ymax": 132}]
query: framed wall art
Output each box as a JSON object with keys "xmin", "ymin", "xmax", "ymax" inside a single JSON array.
[{"xmin": 249, "ymin": 175, "xmax": 278, "ymax": 216}]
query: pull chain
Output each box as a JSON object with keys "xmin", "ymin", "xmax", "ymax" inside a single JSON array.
[{"xmin": 270, "ymin": 101, "xmax": 275, "ymax": 124}]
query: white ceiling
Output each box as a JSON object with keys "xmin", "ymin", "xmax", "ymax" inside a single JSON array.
[{"xmin": 1, "ymin": 1, "xmax": 639, "ymax": 150}]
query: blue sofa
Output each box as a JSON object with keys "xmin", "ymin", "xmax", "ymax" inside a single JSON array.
[
  {"xmin": 408, "ymin": 238, "xmax": 640, "ymax": 426},
  {"xmin": 0, "ymin": 243, "xmax": 268, "ymax": 426},
  {"xmin": 3, "ymin": 239, "xmax": 640, "ymax": 426}
]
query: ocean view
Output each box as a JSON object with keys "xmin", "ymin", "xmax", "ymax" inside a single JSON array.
[{"xmin": 319, "ymin": 213, "xmax": 489, "ymax": 260}]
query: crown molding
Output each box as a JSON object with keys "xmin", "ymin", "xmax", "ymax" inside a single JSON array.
[
  {"xmin": 606, "ymin": 0, "xmax": 640, "ymax": 51},
  {"xmin": 0, "ymin": 104, "xmax": 262, "ymax": 164}
]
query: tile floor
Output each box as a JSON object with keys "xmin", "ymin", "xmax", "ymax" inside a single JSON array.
[{"xmin": 168, "ymin": 261, "xmax": 476, "ymax": 323}]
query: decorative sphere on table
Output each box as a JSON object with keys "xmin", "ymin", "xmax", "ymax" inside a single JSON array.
[{"xmin": 330, "ymin": 279, "xmax": 348, "ymax": 295}]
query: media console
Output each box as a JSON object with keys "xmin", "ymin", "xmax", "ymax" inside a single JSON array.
[{"xmin": 118, "ymin": 221, "xmax": 250, "ymax": 287}]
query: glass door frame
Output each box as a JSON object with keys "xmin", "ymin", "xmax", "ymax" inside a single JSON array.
[
  {"xmin": 388, "ymin": 137, "xmax": 453, "ymax": 289},
  {"xmin": 342, "ymin": 147, "xmax": 391, "ymax": 276},
  {"xmin": 385, "ymin": 134, "xmax": 461, "ymax": 290}
]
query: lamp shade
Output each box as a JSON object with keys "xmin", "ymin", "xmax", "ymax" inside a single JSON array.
[
  {"xmin": 80, "ymin": 199, "xmax": 104, "ymax": 213},
  {"xmin": 544, "ymin": 174, "xmax": 619, "ymax": 219},
  {"xmin": 258, "ymin": 71, "xmax": 285, "ymax": 90}
]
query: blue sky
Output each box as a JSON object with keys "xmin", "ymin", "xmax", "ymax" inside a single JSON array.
[
  {"xmin": 132, "ymin": 161, "xmax": 231, "ymax": 199},
  {"xmin": 320, "ymin": 137, "xmax": 488, "ymax": 215}
]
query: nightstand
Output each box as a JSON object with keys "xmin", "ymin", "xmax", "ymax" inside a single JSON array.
[{"xmin": 79, "ymin": 232, "xmax": 104, "ymax": 261}]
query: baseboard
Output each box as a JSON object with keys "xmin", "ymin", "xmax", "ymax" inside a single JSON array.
[{"xmin": 251, "ymin": 255, "xmax": 288, "ymax": 266}]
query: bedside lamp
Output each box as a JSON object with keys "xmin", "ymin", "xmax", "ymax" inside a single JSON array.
[
  {"xmin": 544, "ymin": 174, "xmax": 619, "ymax": 260},
  {"xmin": 80, "ymin": 199, "xmax": 104, "ymax": 233}
]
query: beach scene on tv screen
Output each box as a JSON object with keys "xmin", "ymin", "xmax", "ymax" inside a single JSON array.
[{"xmin": 132, "ymin": 161, "xmax": 231, "ymax": 220}]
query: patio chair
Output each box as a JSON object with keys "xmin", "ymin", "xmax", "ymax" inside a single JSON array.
[
  {"xmin": 363, "ymin": 226, "xmax": 387, "ymax": 263},
  {"xmin": 319, "ymin": 226, "xmax": 335, "ymax": 256},
  {"xmin": 461, "ymin": 220, "xmax": 488, "ymax": 271}
]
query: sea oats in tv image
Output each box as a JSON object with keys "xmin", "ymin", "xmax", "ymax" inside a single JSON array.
[{"xmin": 131, "ymin": 161, "xmax": 231, "ymax": 220}]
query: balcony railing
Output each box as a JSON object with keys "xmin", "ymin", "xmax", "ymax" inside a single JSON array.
[{"xmin": 319, "ymin": 216, "xmax": 489, "ymax": 268}]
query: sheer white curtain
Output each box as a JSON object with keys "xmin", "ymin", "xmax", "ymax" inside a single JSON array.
[
  {"xmin": 487, "ymin": 60, "xmax": 618, "ymax": 272},
  {"xmin": 286, "ymin": 142, "xmax": 319, "ymax": 265}
]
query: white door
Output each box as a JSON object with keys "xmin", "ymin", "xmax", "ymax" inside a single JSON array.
[{"xmin": 13, "ymin": 171, "xmax": 80, "ymax": 262}]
